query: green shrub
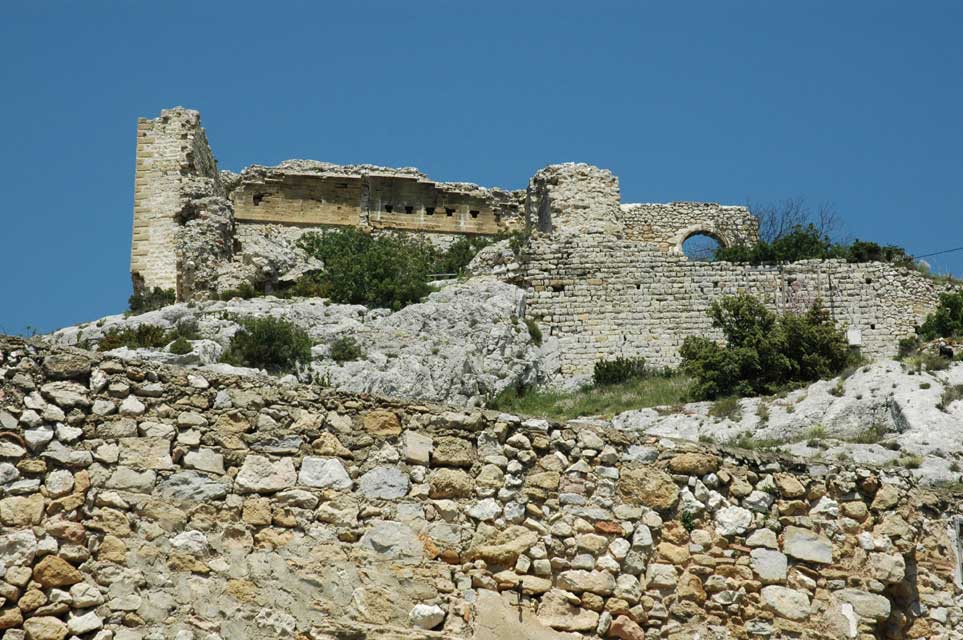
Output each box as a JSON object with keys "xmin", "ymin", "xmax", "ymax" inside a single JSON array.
[
  {"xmin": 709, "ymin": 396, "xmax": 742, "ymax": 420},
  {"xmin": 593, "ymin": 356, "xmax": 648, "ymax": 386},
  {"xmin": 329, "ymin": 336, "xmax": 365, "ymax": 363},
  {"xmin": 128, "ymin": 287, "xmax": 175, "ymax": 315},
  {"xmin": 897, "ymin": 336, "xmax": 921, "ymax": 358},
  {"xmin": 680, "ymin": 294, "xmax": 853, "ymax": 400},
  {"xmin": 525, "ymin": 318, "xmax": 543, "ymax": 346},
  {"xmin": 299, "ymin": 229, "xmax": 435, "ymax": 310},
  {"xmin": 221, "ymin": 316, "xmax": 312, "ymax": 372},
  {"xmin": 432, "ymin": 236, "xmax": 494, "ymax": 275},
  {"xmin": 715, "ymin": 224, "xmax": 914, "ymax": 268},
  {"xmin": 219, "ymin": 281, "xmax": 259, "ymax": 301},
  {"xmin": 98, "ymin": 324, "xmax": 172, "ymax": 351},
  {"xmin": 919, "ymin": 291, "xmax": 963, "ymax": 340},
  {"xmin": 169, "ymin": 337, "xmax": 192, "ymax": 355}
]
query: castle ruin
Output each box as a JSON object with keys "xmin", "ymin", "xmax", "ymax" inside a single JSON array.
[{"xmin": 131, "ymin": 107, "xmax": 955, "ymax": 374}]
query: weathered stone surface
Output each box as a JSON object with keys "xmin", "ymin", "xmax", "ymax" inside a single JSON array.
[
  {"xmin": 536, "ymin": 589, "xmax": 600, "ymax": 632},
  {"xmin": 668, "ymin": 453, "xmax": 720, "ymax": 476},
  {"xmin": 751, "ymin": 548, "xmax": 788, "ymax": 584},
  {"xmin": 761, "ymin": 585, "xmax": 810, "ymax": 621},
  {"xmin": 618, "ymin": 466, "xmax": 679, "ymax": 511},
  {"xmin": 429, "ymin": 468, "xmax": 474, "ymax": 499},
  {"xmin": 408, "ymin": 604, "xmax": 445, "ymax": 630},
  {"xmin": 469, "ymin": 525, "xmax": 538, "ymax": 566},
  {"xmin": 363, "ymin": 410, "xmax": 401, "ymax": 437},
  {"xmin": 358, "ymin": 466, "xmax": 409, "ymax": 499},
  {"xmin": 298, "ymin": 457, "xmax": 352, "ymax": 490},
  {"xmin": 557, "ymin": 570, "xmax": 616, "ymax": 595},
  {"xmin": 835, "ymin": 588, "xmax": 891, "ymax": 621},
  {"xmin": 715, "ymin": 506, "xmax": 753, "ymax": 536},
  {"xmin": 157, "ymin": 471, "xmax": 229, "ymax": 503},
  {"xmin": 0, "ymin": 494, "xmax": 44, "ymax": 526},
  {"xmin": 234, "ymin": 455, "xmax": 297, "ymax": 494},
  {"xmin": 782, "ymin": 526, "xmax": 833, "ymax": 564},
  {"xmin": 118, "ymin": 437, "xmax": 173, "ymax": 470},
  {"xmin": 33, "ymin": 555, "xmax": 83, "ymax": 587}
]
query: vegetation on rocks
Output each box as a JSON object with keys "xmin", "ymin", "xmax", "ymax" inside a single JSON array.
[
  {"xmin": 221, "ymin": 316, "xmax": 312, "ymax": 372},
  {"xmin": 715, "ymin": 223, "xmax": 915, "ymax": 268},
  {"xmin": 97, "ymin": 320, "xmax": 199, "ymax": 351},
  {"xmin": 329, "ymin": 336, "xmax": 365, "ymax": 363},
  {"xmin": 128, "ymin": 286, "xmax": 175, "ymax": 314},
  {"xmin": 489, "ymin": 372, "xmax": 691, "ymax": 421},
  {"xmin": 680, "ymin": 294, "xmax": 854, "ymax": 400},
  {"xmin": 294, "ymin": 229, "xmax": 497, "ymax": 310},
  {"xmin": 592, "ymin": 356, "xmax": 648, "ymax": 386},
  {"xmin": 919, "ymin": 290, "xmax": 963, "ymax": 340}
]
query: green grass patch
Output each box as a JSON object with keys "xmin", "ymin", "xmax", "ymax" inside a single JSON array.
[
  {"xmin": 939, "ymin": 384, "xmax": 963, "ymax": 412},
  {"xmin": 489, "ymin": 373, "xmax": 692, "ymax": 421}
]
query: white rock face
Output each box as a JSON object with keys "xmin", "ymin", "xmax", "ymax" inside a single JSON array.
[
  {"xmin": 715, "ymin": 506, "xmax": 753, "ymax": 536},
  {"xmin": 612, "ymin": 359, "xmax": 963, "ymax": 485},
  {"xmin": 409, "ymin": 604, "xmax": 445, "ymax": 630},
  {"xmin": 298, "ymin": 457, "xmax": 352, "ymax": 490},
  {"xmin": 48, "ymin": 278, "xmax": 548, "ymax": 406}
]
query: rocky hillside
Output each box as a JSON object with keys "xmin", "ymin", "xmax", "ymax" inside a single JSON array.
[
  {"xmin": 47, "ymin": 278, "xmax": 552, "ymax": 407},
  {"xmin": 614, "ymin": 359, "xmax": 963, "ymax": 487},
  {"xmin": 0, "ymin": 337, "xmax": 960, "ymax": 639}
]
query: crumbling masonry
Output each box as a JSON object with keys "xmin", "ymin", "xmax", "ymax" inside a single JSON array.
[{"xmin": 131, "ymin": 108, "xmax": 956, "ymax": 373}]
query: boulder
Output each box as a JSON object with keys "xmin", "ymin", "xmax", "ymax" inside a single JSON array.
[{"xmin": 619, "ymin": 466, "xmax": 679, "ymax": 512}]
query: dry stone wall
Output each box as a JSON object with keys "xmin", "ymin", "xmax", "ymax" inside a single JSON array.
[
  {"xmin": 0, "ymin": 337, "xmax": 961, "ymax": 640},
  {"xmin": 522, "ymin": 234, "xmax": 954, "ymax": 376}
]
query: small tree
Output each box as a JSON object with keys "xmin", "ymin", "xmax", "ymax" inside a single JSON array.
[
  {"xmin": 221, "ymin": 316, "xmax": 312, "ymax": 372},
  {"xmin": 680, "ymin": 294, "xmax": 852, "ymax": 399},
  {"xmin": 919, "ymin": 291, "xmax": 963, "ymax": 340}
]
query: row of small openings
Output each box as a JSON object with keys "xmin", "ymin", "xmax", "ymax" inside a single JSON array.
[{"xmin": 383, "ymin": 204, "xmax": 480, "ymax": 218}]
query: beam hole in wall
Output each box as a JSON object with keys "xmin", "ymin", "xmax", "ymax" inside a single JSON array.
[
  {"xmin": 681, "ymin": 232, "xmax": 722, "ymax": 261},
  {"xmin": 445, "ymin": 207, "xmax": 455, "ymax": 216},
  {"xmin": 252, "ymin": 193, "xmax": 266, "ymax": 206},
  {"xmin": 470, "ymin": 210, "xmax": 480, "ymax": 219},
  {"xmin": 404, "ymin": 206, "xmax": 414, "ymax": 214},
  {"xmin": 425, "ymin": 207, "xmax": 435, "ymax": 215},
  {"xmin": 551, "ymin": 284, "xmax": 565, "ymax": 293},
  {"xmin": 384, "ymin": 205, "xmax": 393, "ymax": 213}
]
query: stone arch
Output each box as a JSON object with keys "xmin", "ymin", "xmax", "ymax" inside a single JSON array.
[{"xmin": 672, "ymin": 225, "xmax": 729, "ymax": 258}]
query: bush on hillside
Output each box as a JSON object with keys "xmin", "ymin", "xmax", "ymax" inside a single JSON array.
[
  {"xmin": 299, "ymin": 229, "xmax": 436, "ymax": 310},
  {"xmin": 919, "ymin": 291, "xmax": 963, "ymax": 340},
  {"xmin": 329, "ymin": 336, "xmax": 365, "ymax": 362},
  {"xmin": 680, "ymin": 294, "xmax": 853, "ymax": 400},
  {"xmin": 432, "ymin": 236, "xmax": 494, "ymax": 275},
  {"xmin": 593, "ymin": 356, "xmax": 648, "ymax": 386},
  {"xmin": 128, "ymin": 287, "xmax": 175, "ymax": 315},
  {"xmin": 97, "ymin": 319, "xmax": 199, "ymax": 351},
  {"xmin": 221, "ymin": 316, "xmax": 312, "ymax": 372}
]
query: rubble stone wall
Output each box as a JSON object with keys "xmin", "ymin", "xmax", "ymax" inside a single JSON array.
[
  {"xmin": 522, "ymin": 235, "xmax": 954, "ymax": 375},
  {"xmin": 0, "ymin": 337, "xmax": 961, "ymax": 640}
]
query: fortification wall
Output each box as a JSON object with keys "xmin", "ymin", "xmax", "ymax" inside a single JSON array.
[
  {"xmin": 0, "ymin": 337, "xmax": 960, "ymax": 639},
  {"xmin": 620, "ymin": 202, "xmax": 760, "ymax": 253},
  {"xmin": 521, "ymin": 234, "xmax": 950, "ymax": 376},
  {"xmin": 229, "ymin": 162, "xmax": 526, "ymax": 237}
]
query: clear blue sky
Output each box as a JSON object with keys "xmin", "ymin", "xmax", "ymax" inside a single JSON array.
[{"xmin": 2, "ymin": 1, "xmax": 961, "ymax": 334}]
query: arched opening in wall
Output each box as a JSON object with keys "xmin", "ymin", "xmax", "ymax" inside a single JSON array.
[{"xmin": 681, "ymin": 232, "xmax": 723, "ymax": 261}]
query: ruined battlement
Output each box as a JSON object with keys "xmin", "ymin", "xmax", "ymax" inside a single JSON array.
[{"xmin": 129, "ymin": 108, "xmax": 757, "ymax": 300}]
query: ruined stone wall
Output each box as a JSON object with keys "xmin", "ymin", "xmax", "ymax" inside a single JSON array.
[
  {"xmin": 620, "ymin": 202, "xmax": 760, "ymax": 253},
  {"xmin": 521, "ymin": 235, "xmax": 954, "ymax": 376},
  {"xmin": 0, "ymin": 337, "xmax": 960, "ymax": 640},
  {"xmin": 131, "ymin": 109, "xmax": 220, "ymax": 293},
  {"xmin": 229, "ymin": 162, "xmax": 526, "ymax": 237}
]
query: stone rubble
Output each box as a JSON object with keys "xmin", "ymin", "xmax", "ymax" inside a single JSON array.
[{"xmin": 0, "ymin": 336, "xmax": 958, "ymax": 639}]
